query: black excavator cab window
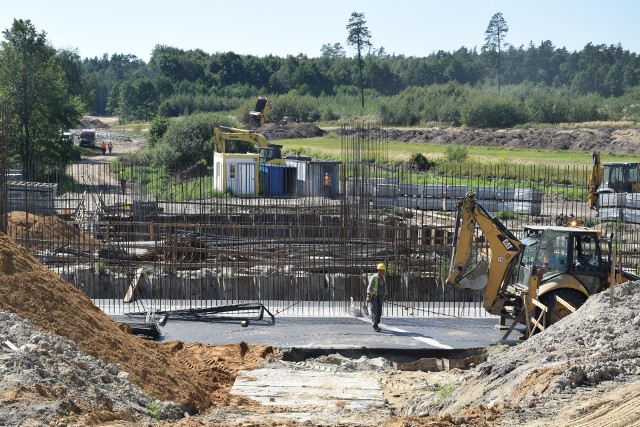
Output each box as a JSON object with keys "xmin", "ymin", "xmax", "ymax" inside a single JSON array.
[{"xmin": 570, "ymin": 233, "xmax": 601, "ymax": 274}]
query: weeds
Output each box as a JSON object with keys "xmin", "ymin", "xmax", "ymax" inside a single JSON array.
[
  {"xmin": 95, "ymin": 261, "xmax": 107, "ymax": 276},
  {"xmin": 433, "ymin": 382, "xmax": 457, "ymax": 401},
  {"xmin": 146, "ymin": 402, "xmax": 162, "ymax": 419}
]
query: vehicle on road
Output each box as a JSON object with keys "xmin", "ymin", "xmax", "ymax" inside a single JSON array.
[{"xmin": 79, "ymin": 129, "xmax": 96, "ymax": 147}]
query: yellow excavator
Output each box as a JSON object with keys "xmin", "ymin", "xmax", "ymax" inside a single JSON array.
[
  {"xmin": 249, "ymin": 96, "xmax": 271, "ymax": 127},
  {"xmin": 446, "ymin": 192, "xmax": 639, "ymax": 338},
  {"xmin": 588, "ymin": 150, "xmax": 640, "ymax": 209},
  {"xmin": 213, "ymin": 126, "xmax": 285, "ymax": 166}
]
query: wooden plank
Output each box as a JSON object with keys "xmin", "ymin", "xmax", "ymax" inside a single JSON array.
[
  {"xmin": 555, "ymin": 295, "xmax": 577, "ymax": 313},
  {"xmin": 501, "ymin": 309, "xmax": 525, "ymax": 340},
  {"xmin": 123, "ymin": 267, "xmax": 145, "ymax": 303}
]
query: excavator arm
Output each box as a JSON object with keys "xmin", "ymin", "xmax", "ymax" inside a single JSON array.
[
  {"xmin": 587, "ymin": 151, "xmax": 602, "ymax": 209},
  {"xmin": 213, "ymin": 126, "xmax": 285, "ymax": 165},
  {"xmin": 446, "ymin": 193, "xmax": 525, "ymax": 314}
]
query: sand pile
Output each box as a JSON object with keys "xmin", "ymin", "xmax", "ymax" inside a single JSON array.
[
  {"xmin": 0, "ymin": 231, "xmax": 274, "ymax": 422},
  {"xmin": 7, "ymin": 211, "xmax": 99, "ymax": 252}
]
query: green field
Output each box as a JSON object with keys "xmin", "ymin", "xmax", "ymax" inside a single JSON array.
[{"xmin": 277, "ymin": 136, "xmax": 640, "ymax": 166}]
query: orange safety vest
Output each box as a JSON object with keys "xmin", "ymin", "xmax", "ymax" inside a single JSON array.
[{"xmin": 324, "ymin": 175, "xmax": 331, "ymax": 187}]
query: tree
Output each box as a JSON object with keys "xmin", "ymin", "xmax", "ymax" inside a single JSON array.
[
  {"xmin": 346, "ymin": 12, "xmax": 372, "ymax": 108},
  {"xmin": 0, "ymin": 19, "xmax": 83, "ymax": 181},
  {"xmin": 483, "ymin": 12, "xmax": 509, "ymax": 93},
  {"xmin": 320, "ymin": 43, "xmax": 346, "ymax": 59}
]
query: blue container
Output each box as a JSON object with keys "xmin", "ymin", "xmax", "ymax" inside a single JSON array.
[{"xmin": 260, "ymin": 165, "xmax": 285, "ymax": 196}]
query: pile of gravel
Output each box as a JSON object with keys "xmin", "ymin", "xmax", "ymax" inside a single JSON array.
[
  {"xmin": 0, "ymin": 310, "xmax": 182, "ymax": 425},
  {"xmin": 263, "ymin": 353, "xmax": 395, "ymax": 373},
  {"xmin": 430, "ymin": 280, "xmax": 640, "ymax": 421}
]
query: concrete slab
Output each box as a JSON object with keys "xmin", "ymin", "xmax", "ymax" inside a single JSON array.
[{"xmin": 150, "ymin": 315, "xmax": 511, "ymax": 351}]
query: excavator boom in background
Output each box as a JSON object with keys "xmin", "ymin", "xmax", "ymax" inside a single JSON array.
[
  {"xmin": 213, "ymin": 126, "xmax": 285, "ymax": 166},
  {"xmin": 446, "ymin": 192, "xmax": 639, "ymax": 338},
  {"xmin": 249, "ymin": 96, "xmax": 270, "ymax": 127}
]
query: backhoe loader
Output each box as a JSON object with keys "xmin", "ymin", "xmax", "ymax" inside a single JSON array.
[
  {"xmin": 446, "ymin": 192, "xmax": 639, "ymax": 337},
  {"xmin": 588, "ymin": 150, "xmax": 640, "ymax": 209}
]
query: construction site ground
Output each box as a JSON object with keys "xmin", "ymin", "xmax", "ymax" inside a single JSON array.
[
  {"xmin": 150, "ymin": 314, "xmax": 508, "ymax": 351},
  {"xmin": 1, "ymin": 117, "xmax": 639, "ymax": 426}
]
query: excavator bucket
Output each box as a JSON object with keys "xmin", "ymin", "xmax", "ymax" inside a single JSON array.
[
  {"xmin": 457, "ymin": 260, "xmax": 489, "ymax": 290},
  {"xmin": 249, "ymin": 97, "xmax": 270, "ymax": 126}
]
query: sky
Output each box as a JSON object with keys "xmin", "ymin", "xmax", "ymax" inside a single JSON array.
[{"xmin": 2, "ymin": 1, "xmax": 639, "ymax": 62}]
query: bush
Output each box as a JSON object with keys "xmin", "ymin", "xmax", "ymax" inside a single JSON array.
[
  {"xmin": 148, "ymin": 112, "xmax": 238, "ymax": 170},
  {"xmin": 409, "ymin": 153, "xmax": 435, "ymax": 171},
  {"xmin": 461, "ymin": 94, "xmax": 525, "ymax": 128},
  {"xmin": 569, "ymin": 94, "xmax": 605, "ymax": 122},
  {"xmin": 437, "ymin": 100, "xmax": 461, "ymax": 126},
  {"xmin": 445, "ymin": 146, "xmax": 469, "ymax": 162},
  {"xmin": 148, "ymin": 116, "xmax": 170, "ymax": 146},
  {"xmin": 524, "ymin": 88, "xmax": 571, "ymax": 124},
  {"xmin": 270, "ymin": 92, "xmax": 320, "ymax": 122}
]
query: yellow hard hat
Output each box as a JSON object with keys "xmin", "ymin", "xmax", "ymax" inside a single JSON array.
[{"xmin": 377, "ymin": 263, "xmax": 386, "ymax": 271}]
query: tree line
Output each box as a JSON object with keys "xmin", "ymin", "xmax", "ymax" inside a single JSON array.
[
  {"xmin": 86, "ymin": 38, "xmax": 640, "ymax": 125},
  {"xmin": 3, "ymin": 14, "xmax": 640, "ymax": 180}
]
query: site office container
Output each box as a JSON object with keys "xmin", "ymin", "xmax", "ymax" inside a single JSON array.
[{"xmin": 213, "ymin": 153, "xmax": 259, "ymax": 196}]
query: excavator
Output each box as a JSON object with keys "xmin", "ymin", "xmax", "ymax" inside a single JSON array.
[
  {"xmin": 249, "ymin": 96, "xmax": 270, "ymax": 127},
  {"xmin": 588, "ymin": 150, "xmax": 640, "ymax": 209},
  {"xmin": 213, "ymin": 126, "xmax": 285, "ymax": 166},
  {"xmin": 446, "ymin": 192, "xmax": 639, "ymax": 338}
]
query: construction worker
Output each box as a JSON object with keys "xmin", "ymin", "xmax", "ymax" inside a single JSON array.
[
  {"xmin": 100, "ymin": 141, "xmax": 107, "ymax": 155},
  {"xmin": 119, "ymin": 169, "xmax": 127, "ymax": 195},
  {"xmin": 366, "ymin": 263, "xmax": 388, "ymax": 332},
  {"xmin": 108, "ymin": 141, "xmax": 113, "ymax": 154},
  {"xmin": 324, "ymin": 173, "xmax": 332, "ymax": 198}
]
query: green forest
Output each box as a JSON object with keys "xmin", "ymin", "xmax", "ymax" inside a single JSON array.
[
  {"xmin": 86, "ymin": 39, "xmax": 640, "ymax": 127},
  {"xmin": 2, "ymin": 13, "xmax": 640, "ymax": 177}
]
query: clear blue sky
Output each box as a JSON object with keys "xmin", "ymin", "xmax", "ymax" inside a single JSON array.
[{"xmin": 2, "ymin": 1, "xmax": 639, "ymax": 62}]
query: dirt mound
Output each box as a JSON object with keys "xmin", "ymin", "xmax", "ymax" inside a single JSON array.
[
  {"xmin": 77, "ymin": 117, "xmax": 111, "ymax": 129},
  {"xmin": 258, "ymin": 122, "xmax": 327, "ymax": 140},
  {"xmin": 338, "ymin": 126, "xmax": 640, "ymax": 155},
  {"xmin": 432, "ymin": 281, "xmax": 640, "ymax": 425},
  {"xmin": 7, "ymin": 211, "xmax": 99, "ymax": 251},
  {"xmin": 0, "ymin": 232, "xmax": 274, "ymax": 418}
]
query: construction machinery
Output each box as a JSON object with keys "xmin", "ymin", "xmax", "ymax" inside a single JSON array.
[
  {"xmin": 79, "ymin": 129, "xmax": 96, "ymax": 147},
  {"xmin": 249, "ymin": 96, "xmax": 270, "ymax": 127},
  {"xmin": 588, "ymin": 150, "xmax": 640, "ymax": 209},
  {"xmin": 446, "ymin": 192, "xmax": 639, "ymax": 337},
  {"xmin": 213, "ymin": 126, "xmax": 285, "ymax": 166}
]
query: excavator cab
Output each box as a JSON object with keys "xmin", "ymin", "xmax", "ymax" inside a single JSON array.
[
  {"xmin": 601, "ymin": 162, "xmax": 640, "ymax": 193},
  {"xmin": 523, "ymin": 226, "xmax": 607, "ymax": 299},
  {"xmin": 259, "ymin": 145, "xmax": 283, "ymax": 165},
  {"xmin": 587, "ymin": 152, "xmax": 640, "ymax": 209}
]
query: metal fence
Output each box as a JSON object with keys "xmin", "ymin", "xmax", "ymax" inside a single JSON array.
[{"xmin": 4, "ymin": 129, "xmax": 640, "ymax": 319}]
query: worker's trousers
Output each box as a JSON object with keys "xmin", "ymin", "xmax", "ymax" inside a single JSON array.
[{"xmin": 370, "ymin": 295, "xmax": 384, "ymax": 329}]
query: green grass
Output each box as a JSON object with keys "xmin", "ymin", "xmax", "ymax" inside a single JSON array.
[{"xmin": 277, "ymin": 135, "xmax": 640, "ymax": 166}]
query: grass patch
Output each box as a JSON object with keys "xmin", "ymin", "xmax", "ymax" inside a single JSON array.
[{"xmin": 277, "ymin": 135, "xmax": 640, "ymax": 166}]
